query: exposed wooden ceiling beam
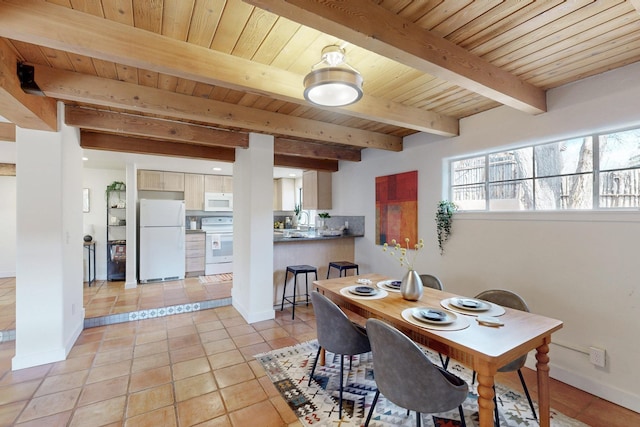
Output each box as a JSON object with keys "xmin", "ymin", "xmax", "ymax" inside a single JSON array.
[
  {"xmin": 34, "ymin": 65, "xmax": 401, "ymax": 151},
  {"xmin": 67, "ymin": 105, "xmax": 360, "ymax": 162},
  {"xmin": 0, "ymin": 122, "xmax": 15, "ymax": 141},
  {"xmin": 0, "ymin": 38, "xmax": 56, "ymax": 131},
  {"xmin": 245, "ymin": 0, "xmax": 547, "ymax": 115},
  {"xmin": 274, "ymin": 154, "xmax": 338, "ymax": 172},
  {"xmin": 66, "ymin": 106, "xmax": 249, "ymax": 149},
  {"xmin": 80, "ymin": 131, "xmax": 236, "ymax": 162},
  {"xmin": 0, "ymin": 162, "xmax": 15, "ymax": 176},
  {"xmin": 275, "ymin": 137, "xmax": 361, "ymax": 162},
  {"xmin": 0, "ymin": 0, "xmax": 458, "ymax": 136}
]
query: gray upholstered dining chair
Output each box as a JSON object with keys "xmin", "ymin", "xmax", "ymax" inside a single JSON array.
[
  {"xmin": 473, "ymin": 289, "xmax": 537, "ymax": 425},
  {"xmin": 419, "ymin": 274, "xmax": 444, "ymax": 291},
  {"xmin": 308, "ymin": 291, "xmax": 371, "ymax": 419},
  {"xmin": 419, "ymin": 273, "xmax": 449, "ymax": 369},
  {"xmin": 364, "ymin": 318, "xmax": 467, "ymax": 427}
]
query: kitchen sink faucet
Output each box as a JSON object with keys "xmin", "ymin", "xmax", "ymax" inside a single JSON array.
[{"xmin": 298, "ymin": 211, "xmax": 310, "ymax": 229}]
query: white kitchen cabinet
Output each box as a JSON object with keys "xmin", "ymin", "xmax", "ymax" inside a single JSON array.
[
  {"xmin": 273, "ymin": 178, "xmax": 295, "ymax": 211},
  {"xmin": 302, "ymin": 170, "xmax": 332, "ymax": 210}
]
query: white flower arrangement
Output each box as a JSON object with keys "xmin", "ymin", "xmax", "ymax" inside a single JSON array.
[{"xmin": 382, "ymin": 237, "xmax": 425, "ymax": 271}]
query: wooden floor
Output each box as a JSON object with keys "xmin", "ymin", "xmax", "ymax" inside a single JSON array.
[{"xmin": 0, "ymin": 276, "xmax": 638, "ymax": 426}]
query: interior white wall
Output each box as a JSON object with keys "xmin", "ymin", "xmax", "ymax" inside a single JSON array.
[
  {"xmin": 13, "ymin": 102, "xmax": 84, "ymax": 369},
  {"xmin": 125, "ymin": 164, "xmax": 138, "ymax": 289},
  {"xmin": 0, "ymin": 175, "xmax": 16, "ymax": 278},
  {"xmin": 60, "ymin": 114, "xmax": 84, "ymax": 356},
  {"xmin": 232, "ymin": 133, "xmax": 275, "ymax": 323},
  {"xmin": 0, "ymin": 139, "xmax": 16, "ymax": 278},
  {"xmin": 333, "ymin": 61, "xmax": 640, "ymax": 412}
]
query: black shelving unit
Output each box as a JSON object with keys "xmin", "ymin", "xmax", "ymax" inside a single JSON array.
[{"xmin": 106, "ymin": 185, "xmax": 126, "ymax": 281}]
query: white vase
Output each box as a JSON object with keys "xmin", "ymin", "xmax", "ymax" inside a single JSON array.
[{"xmin": 401, "ymin": 270, "xmax": 423, "ymax": 301}]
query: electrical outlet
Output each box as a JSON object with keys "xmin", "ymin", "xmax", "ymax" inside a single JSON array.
[{"xmin": 589, "ymin": 346, "xmax": 606, "ymax": 367}]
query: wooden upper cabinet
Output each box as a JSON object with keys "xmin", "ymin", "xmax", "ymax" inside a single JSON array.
[
  {"xmin": 302, "ymin": 170, "xmax": 332, "ymax": 210},
  {"xmin": 137, "ymin": 170, "xmax": 164, "ymax": 190},
  {"xmin": 204, "ymin": 175, "xmax": 233, "ymax": 193},
  {"xmin": 138, "ymin": 170, "xmax": 185, "ymax": 191},
  {"xmin": 162, "ymin": 172, "xmax": 185, "ymax": 191},
  {"xmin": 184, "ymin": 174, "xmax": 205, "ymax": 210}
]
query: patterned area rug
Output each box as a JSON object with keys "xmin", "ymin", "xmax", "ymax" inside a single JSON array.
[
  {"xmin": 255, "ymin": 340, "xmax": 588, "ymax": 427},
  {"xmin": 198, "ymin": 273, "xmax": 233, "ymax": 284}
]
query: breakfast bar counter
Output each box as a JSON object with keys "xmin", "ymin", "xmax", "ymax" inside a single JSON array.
[
  {"xmin": 273, "ymin": 231, "xmax": 362, "ymax": 243},
  {"xmin": 273, "ymin": 232, "xmax": 363, "ymax": 307}
]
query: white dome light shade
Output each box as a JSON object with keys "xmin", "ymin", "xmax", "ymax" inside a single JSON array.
[{"xmin": 303, "ymin": 67, "xmax": 364, "ymax": 107}]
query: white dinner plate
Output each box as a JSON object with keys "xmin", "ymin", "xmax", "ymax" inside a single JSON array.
[
  {"xmin": 347, "ymin": 285, "xmax": 379, "ymax": 296},
  {"xmin": 376, "ymin": 280, "xmax": 402, "ymax": 292},
  {"xmin": 476, "ymin": 315, "xmax": 504, "ymax": 327},
  {"xmin": 449, "ymin": 297, "xmax": 490, "ymax": 312},
  {"xmin": 411, "ymin": 307, "xmax": 456, "ymax": 325}
]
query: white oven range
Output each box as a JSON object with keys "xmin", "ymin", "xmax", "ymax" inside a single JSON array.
[{"xmin": 201, "ymin": 216, "xmax": 233, "ymax": 275}]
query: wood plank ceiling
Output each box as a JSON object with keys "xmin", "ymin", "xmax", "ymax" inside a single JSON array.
[{"xmin": 0, "ymin": 0, "xmax": 639, "ymax": 171}]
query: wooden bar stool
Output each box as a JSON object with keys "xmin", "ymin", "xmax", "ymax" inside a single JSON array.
[
  {"xmin": 281, "ymin": 265, "xmax": 317, "ymax": 319},
  {"xmin": 326, "ymin": 261, "xmax": 359, "ymax": 278}
]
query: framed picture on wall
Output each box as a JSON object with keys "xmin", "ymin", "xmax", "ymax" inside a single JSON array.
[
  {"xmin": 375, "ymin": 170, "xmax": 418, "ymax": 246},
  {"xmin": 83, "ymin": 188, "xmax": 90, "ymax": 213}
]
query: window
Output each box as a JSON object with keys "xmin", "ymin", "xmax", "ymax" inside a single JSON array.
[{"xmin": 450, "ymin": 128, "xmax": 640, "ymax": 211}]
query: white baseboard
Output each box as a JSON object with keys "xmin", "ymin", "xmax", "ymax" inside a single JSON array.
[
  {"xmin": 232, "ymin": 299, "xmax": 274, "ymax": 324},
  {"xmin": 12, "ymin": 346, "xmax": 67, "ymax": 371},
  {"xmin": 525, "ymin": 356, "xmax": 640, "ymax": 413},
  {"xmin": 65, "ymin": 317, "xmax": 84, "ymax": 356}
]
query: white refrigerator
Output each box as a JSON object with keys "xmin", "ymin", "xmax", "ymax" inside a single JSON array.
[{"xmin": 139, "ymin": 199, "xmax": 186, "ymax": 283}]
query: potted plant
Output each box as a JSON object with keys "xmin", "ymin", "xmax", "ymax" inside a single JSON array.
[
  {"xmin": 106, "ymin": 181, "xmax": 126, "ymax": 207},
  {"xmin": 435, "ymin": 200, "xmax": 457, "ymax": 254},
  {"xmin": 317, "ymin": 212, "xmax": 330, "ymax": 230},
  {"xmin": 382, "ymin": 237, "xmax": 425, "ymax": 300},
  {"xmin": 293, "ymin": 204, "xmax": 302, "ymax": 228},
  {"xmin": 106, "ymin": 181, "xmax": 125, "ymax": 195}
]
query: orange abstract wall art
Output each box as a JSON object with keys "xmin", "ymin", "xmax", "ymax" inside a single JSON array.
[{"xmin": 375, "ymin": 170, "xmax": 418, "ymax": 246}]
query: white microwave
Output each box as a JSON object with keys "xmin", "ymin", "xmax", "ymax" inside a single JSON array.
[{"xmin": 204, "ymin": 192, "xmax": 233, "ymax": 211}]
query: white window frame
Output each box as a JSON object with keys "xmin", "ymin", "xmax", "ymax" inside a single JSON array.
[{"xmin": 449, "ymin": 127, "xmax": 640, "ymax": 213}]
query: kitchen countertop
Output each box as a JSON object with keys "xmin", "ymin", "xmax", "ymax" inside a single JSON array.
[
  {"xmin": 186, "ymin": 229, "xmax": 206, "ymax": 234},
  {"xmin": 274, "ymin": 231, "xmax": 363, "ymax": 243}
]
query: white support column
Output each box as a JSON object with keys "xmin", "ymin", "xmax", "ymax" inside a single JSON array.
[
  {"xmin": 13, "ymin": 102, "xmax": 84, "ymax": 370},
  {"xmin": 125, "ymin": 163, "xmax": 137, "ymax": 289},
  {"xmin": 232, "ymin": 133, "xmax": 275, "ymax": 323}
]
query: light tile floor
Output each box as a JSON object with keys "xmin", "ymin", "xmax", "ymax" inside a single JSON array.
[{"xmin": 0, "ymin": 277, "xmax": 637, "ymax": 426}]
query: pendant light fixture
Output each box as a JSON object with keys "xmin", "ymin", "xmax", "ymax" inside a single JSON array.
[{"xmin": 303, "ymin": 45, "xmax": 363, "ymax": 107}]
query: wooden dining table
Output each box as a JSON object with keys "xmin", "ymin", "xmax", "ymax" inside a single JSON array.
[{"xmin": 312, "ymin": 273, "xmax": 563, "ymax": 427}]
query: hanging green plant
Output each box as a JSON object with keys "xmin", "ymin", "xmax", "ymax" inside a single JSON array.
[
  {"xmin": 105, "ymin": 181, "xmax": 126, "ymax": 200},
  {"xmin": 435, "ymin": 200, "xmax": 457, "ymax": 255}
]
